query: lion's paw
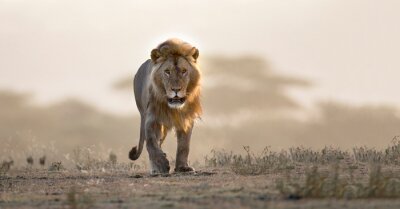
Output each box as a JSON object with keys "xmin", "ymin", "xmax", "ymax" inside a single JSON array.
[
  {"xmin": 149, "ymin": 153, "xmax": 170, "ymax": 174},
  {"xmin": 174, "ymin": 166, "xmax": 195, "ymax": 173}
]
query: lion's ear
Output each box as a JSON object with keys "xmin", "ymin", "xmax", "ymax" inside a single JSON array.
[
  {"xmin": 190, "ymin": 47, "xmax": 199, "ymax": 61},
  {"xmin": 151, "ymin": 49, "xmax": 161, "ymax": 62}
]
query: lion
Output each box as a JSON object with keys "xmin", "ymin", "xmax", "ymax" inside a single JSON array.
[{"xmin": 128, "ymin": 38, "xmax": 202, "ymax": 174}]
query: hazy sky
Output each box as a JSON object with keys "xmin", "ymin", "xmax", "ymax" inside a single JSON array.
[{"xmin": 1, "ymin": 0, "xmax": 399, "ymax": 114}]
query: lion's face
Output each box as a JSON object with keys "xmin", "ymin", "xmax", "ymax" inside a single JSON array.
[{"xmin": 153, "ymin": 57, "xmax": 200, "ymax": 109}]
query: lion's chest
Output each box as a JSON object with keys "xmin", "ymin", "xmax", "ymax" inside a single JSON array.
[{"xmin": 158, "ymin": 109, "xmax": 192, "ymax": 132}]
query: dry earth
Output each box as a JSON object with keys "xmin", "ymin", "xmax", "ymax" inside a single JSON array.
[{"xmin": 2, "ymin": 167, "xmax": 400, "ymax": 209}]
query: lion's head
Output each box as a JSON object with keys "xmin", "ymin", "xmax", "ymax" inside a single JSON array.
[{"xmin": 150, "ymin": 38, "xmax": 201, "ymax": 109}]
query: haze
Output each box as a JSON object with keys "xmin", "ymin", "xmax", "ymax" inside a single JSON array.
[
  {"xmin": 1, "ymin": 0, "xmax": 399, "ymax": 113},
  {"xmin": 1, "ymin": 0, "xmax": 400, "ymax": 164}
]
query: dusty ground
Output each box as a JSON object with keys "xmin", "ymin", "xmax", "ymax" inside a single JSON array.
[{"xmin": 1, "ymin": 167, "xmax": 400, "ymax": 209}]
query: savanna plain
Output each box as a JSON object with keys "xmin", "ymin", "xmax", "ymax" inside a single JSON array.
[{"xmin": 2, "ymin": 140, "xmax": 400, "ymax": 209}]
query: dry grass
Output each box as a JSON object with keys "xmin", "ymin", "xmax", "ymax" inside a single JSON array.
[
  {"xmin": 2, "ymin": 140, "xmax": 400, "ymax": 209},
  {"xmin": 66, "ymin": 187, "xmax": 94, "ymax": 209},
  {"xmin": 204, "ymin": 146, "xmax": 349, "ymax": 175},
  {"xmin": 353, "ymin": 136, "xmax": 400, "ymax": 164},
  {"xmin": 67, "ymin": 147, "xmax": 144, "ymax": 174},
  {"xmin": 204, "ymin": 138, "xmax": 400, "ymax": 199},
  {"xmin": 276, "ymin": 164, "xmax": 400, "ymax": 199}
]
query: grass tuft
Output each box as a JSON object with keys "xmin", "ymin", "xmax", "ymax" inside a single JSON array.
[{"xmin": 277, "ymin": 164, "xmax": 400, "ymax": 199}]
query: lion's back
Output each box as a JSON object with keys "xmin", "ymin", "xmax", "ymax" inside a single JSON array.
[{"xmin": 134, "ymin": 59, "xmax": 152, "ymax": 114}]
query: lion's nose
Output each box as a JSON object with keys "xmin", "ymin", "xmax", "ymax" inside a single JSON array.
[{"xmin": 172, "ymin": 88, "xmax": 181, "ymax": 93}]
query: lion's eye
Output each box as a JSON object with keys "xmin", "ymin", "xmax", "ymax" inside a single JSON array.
[
  {"xmin": 181, "ymin": 69, "xmax": 187, "ymax": 74},
  {"xmin": 164, "ymin": 69, "xmax": 171, "ymax": 75}
]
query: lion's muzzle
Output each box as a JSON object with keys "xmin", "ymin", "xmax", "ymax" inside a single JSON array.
[{"xmin": 167, "ymin": 96, "xmax": 186, "ymax": 108}]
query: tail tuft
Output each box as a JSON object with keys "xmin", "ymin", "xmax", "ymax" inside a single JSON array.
[{"xmin": 129, "ymin": 146, "xmax": 140, "ymax": 160}]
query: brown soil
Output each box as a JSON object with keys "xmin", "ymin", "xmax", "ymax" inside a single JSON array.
[{"xmin": 1, "ymin": 168, "xmax": 400, "ymax": 209}]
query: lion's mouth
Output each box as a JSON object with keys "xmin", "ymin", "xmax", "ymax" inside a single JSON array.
[{"xmin": 167, "ymin": 97, "xmax": 186, "ymax": 105}]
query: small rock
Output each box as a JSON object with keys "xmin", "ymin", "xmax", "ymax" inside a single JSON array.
[
  {"xmin": 130, "ymin": 174, "xmax": 143, "ymax": 178},
  {"xmin": 286, "ymin": 194, "xmax": 302, "ymax": 200}
]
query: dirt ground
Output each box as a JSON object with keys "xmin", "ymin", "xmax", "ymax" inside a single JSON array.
[{"xmin": 1, "ymin": 168, "xmax": 400, "ymax": 209}]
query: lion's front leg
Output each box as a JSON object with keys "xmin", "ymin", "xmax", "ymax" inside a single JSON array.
[
  {"xmin": 175, "ymin": 122, "xmax": 195, "ymax": 173},
  {"xmin": 145, "ymin": 119, "xmax": 170, "ymax": 174}
]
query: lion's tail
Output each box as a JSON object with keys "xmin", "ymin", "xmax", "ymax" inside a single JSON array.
[{"xmin": 129, "ymin": 135, "xmax": 144, "ymax": 161}]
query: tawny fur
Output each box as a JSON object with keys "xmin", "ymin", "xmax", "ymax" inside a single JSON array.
[{"xmin": 129, "ymin": 38, "xmax": 202, "ymax": 170}]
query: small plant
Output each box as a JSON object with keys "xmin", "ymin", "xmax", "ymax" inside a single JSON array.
[
  {"xmin": 26, "ymin": 156, "xmax": 34, "ymax": 166},
  {"xmin": 72, "ymin": 147, "xmax": 104, "ymax": 171},
  {"xmin": 48, "ymin": 161, "xmax": 65, "ymax": 171},
  {"xmin": 109, "ymin": 152, "xmax": 117, "ymax": 165},
  {"xmin": 39, "ymin": 155, "xmax": 46, "ymax": 166},
  {"xmin": 204, "ymin": 149, "xmax": 234, "ymax": 167},
  {"xmin": 0, "ymin": 159, "xmax": 14, "ymax": 175}
]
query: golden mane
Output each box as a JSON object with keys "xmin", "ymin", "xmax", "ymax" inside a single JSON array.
[
  {"xmin": 149, "ymin": 39, "xmax": 202, "ymax": 132},
  {"xmin": 151, "ymin": 38, "xmax": 199, "ymax": 63}
]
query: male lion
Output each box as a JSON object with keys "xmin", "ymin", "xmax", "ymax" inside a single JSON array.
[{"xmin": 129, "ymin": 38, "xmax": 202, "ymax": 174}]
